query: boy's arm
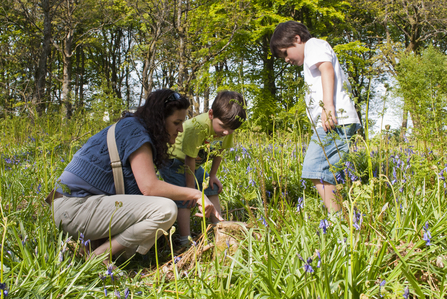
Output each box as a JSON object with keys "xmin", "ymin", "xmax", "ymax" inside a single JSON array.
[
  {"xmin": 317, "ymin": 61, "xmax": 338, "ymax": 132},
  {"xmin": 209, "ymin": 153, "xmax": 223, "ymax": 193},
  {"xmin": 184, "ymin": 155, "xmax": 197, "ymax": 189}
]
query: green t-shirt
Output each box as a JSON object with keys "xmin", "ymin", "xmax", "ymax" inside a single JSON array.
[{"xmin": 168, "ymin": 113, "xmax": 234, "ymax": 168}]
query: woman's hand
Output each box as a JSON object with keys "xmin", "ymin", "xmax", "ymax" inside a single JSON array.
[{"xmin": 194, "ymin": 192, "xmax": 224, "ymax": 221}]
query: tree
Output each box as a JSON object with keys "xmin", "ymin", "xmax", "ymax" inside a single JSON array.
[
  {"xmin": 394, "ymin": 46, "xmax": 447, "ymax": 149},
  {"xmin": 350, "ymin": 0, "xmax": 447, "ymax": 134}
]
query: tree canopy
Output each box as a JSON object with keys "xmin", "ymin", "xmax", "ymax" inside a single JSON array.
[{"xmin": 0, "ymin": 0, "xmax": 445, "ymax": 134}]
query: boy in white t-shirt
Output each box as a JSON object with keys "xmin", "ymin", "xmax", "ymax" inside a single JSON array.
[{"xmin": 270, "ymin": 21, "xmax": 361, "ymax": 212}]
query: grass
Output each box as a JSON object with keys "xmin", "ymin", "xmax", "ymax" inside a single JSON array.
[{"xmin": 0, "ymin": 112, "xmax": 446, "ymax": 298}]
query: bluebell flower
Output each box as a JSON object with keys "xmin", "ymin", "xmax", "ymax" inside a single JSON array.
[
  {"xmin": 379, "ymin": 279, "xmax": 386, "ymax": 297},
  {"xmin": 391, "ymin": 167, "xmax": 397, "ymax": 185},
  {"xmin": 79, "ymin": 233, "xmax": 90, "ymax": 247},
  {"xmin": 403, "ymin": 286, "xmax": 409, "ymax": 298},
  {"xmin": 423, "ymin": 222, "xmax": 432, "ymax": 246},
  {"xmin": 0, "ymin": 283, "xmax": 8, "ymax": 298},
  {"xmin": 296, "ymin": 197, "xmax": 304, "ymax": 212},
  {"xmin": 303, "ymin": 258, "xmax": 314, "ymax": 273},
  {"xmin": 124, "ymin": 288, "xmax": 130, "ymax": 299},
  {"xmin": 344, "ymin": 162, "xmax": 358, "ymax": 181},
  {"xmin": 336, "ymin": 172, "xmax": 345, "ymax": 184},
  {"xmin": 104, "ymin": 286, "xmax": 107, "ymax": 296},
  {"xmin": 174, "ymin": 256, "xmax": 181, "ymax": 264},
  {"xmin": 320, "ymin": 178, "xmax": 324, "ymax": 189},
  {"xmin": 249, "ymin": 179, "xmax": 256, "ymax": 186},
  {"xmin": 107, "ymin": 264, "xmax": 114, "ymax": 281},
  {"xmin": 259, "ymin": 215, "xmax": 268, "ymax": 227},
  {"xmin": 300, "ymin": 179, "xmax": 306, "ymax": 189},
  {"xmin": 319, "ymin": 219, "xmax": 329, "ymax": 234},
  {"xmin": 353, "ymin": 209, "xmax": 363, "ymax": 231},
  {"xmin": 246, "ymin": 165, "xmax": 252, "ymax": 174},
  {"xmin": 316, "ymin": 251, "xmax": 321, "ymax": 268},
  {"xmin": 115, "ymin": 289, "xmax": 121, "ymax": 298}
]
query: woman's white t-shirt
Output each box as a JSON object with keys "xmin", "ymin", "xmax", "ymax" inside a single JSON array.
[{"xmin": 303, "ymin": 38, "xmax": 360, "ymax": 127}]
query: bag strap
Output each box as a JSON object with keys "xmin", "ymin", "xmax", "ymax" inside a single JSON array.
[{"xmin": 107, "ymin": 123, "xmax": 125, "ymax": 194}]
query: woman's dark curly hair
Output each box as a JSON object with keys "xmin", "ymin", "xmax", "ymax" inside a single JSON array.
[{"xmin": 124, "ymin": 89, "xmax": 190, "ymax": 168}]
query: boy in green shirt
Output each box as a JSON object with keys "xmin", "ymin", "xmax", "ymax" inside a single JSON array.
[{"xmin": 159, "ymin": 91, "xmax": 246, "ymax": 245}]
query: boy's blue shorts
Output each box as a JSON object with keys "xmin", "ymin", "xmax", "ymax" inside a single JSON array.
[
  {"xmin": 301, "ymin": 123, "xmax": 361, "ymax": 185},
  {"xmin": 158, "ymin": 158, "xmax": 219, "ymax": 209}
]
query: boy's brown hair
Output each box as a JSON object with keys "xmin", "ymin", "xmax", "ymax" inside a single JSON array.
[
  {"xmin": 270, "ymin": 21, "xmax": 312, "ymax": 58},
  {"xmin": 211, "ymin": 91, "xmax": 246, "ymax": 130}
]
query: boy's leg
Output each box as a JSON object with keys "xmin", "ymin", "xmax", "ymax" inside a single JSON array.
[
  {"xmin": 302, "ymin": 124, "xmax": 360, "ymax": 213},
  {"xmin": 311, "ymin": 179, "xmax": 339, "ymax": 213},
  {"xmin": 177, "ymin": 208, "xmax": 191, "ymax": 237},
  {"xmin": 208, "ymin": 194, "xmax": 222, "ymax": 224},
  {"xmin": 158, "ymin": 159, "xmax": 193, "ymax": 240}
]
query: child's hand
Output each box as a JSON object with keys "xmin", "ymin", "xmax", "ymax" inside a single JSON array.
[
  {"xmin": 321, "ymin": 104, "xmax": 338, "ymax": 132},
  {"xmin": 194, "ymin": 194, "xmax": 224, "ymax": 221},
  {"xmin": 209, "ymin": 175, "xmax": 223, "ymax": 194}
]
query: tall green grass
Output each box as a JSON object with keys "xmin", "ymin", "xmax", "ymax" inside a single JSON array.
[{"xmin": 1, "ymin": 112, "xmax": 446, "ymax": 298}]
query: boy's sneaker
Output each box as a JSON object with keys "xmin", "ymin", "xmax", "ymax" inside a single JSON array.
[{"xmin": 178, "ymin": 235, "xmax": 191, "ymax": 247}]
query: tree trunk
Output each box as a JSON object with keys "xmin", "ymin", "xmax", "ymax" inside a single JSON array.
[
  {"xmin": 62, "ymin": 29, "xmax": 74, "ymax": 119},
  {"xmin": 33, "ymin": 0, "xmax": 52, "ymax": 115},
  {"xmin": 177, "ymin": 1, "xmax": 186, "ymax": 95},
  {"xmin": 400, "ymin": 107, "xmax": 408, "ymax": 138},
  {"xmin": 79, "ymin": 45, "xmax": 84, "ymax": 108},
  {"xmin": 203, "ymin": 85, "xmax": 210, "ymax": 113}
]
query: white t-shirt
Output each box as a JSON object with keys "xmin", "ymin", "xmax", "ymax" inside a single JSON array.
[{"xmin": 303, "ymin": 38, "xmax": 360, "ymax": 127}]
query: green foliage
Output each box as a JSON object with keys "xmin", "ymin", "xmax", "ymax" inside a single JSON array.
[
  {"xmin": 394, "ymin": 46, "xmax": 447, "ymax": 149},
  {"xmin": 1, "ymin": 111, "xmax": 446, "ymax": 297}
]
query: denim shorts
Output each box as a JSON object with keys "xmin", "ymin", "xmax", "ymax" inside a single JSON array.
[
  {"xmin": 158, "ymin": 158, "xmax": 219, "ymax": 208},
  {"xmin": 302, "ymin": 123, "xmax": 361, "ymax": 185}
]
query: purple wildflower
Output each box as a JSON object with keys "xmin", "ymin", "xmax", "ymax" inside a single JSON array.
[
  {"xmin": 301, "ymin": 179, "xmax": 306, "ymax": 189},
  {"xmin": 336, "ymin": 172, "xmax": 345, "ymax": 184},
  {"xmin": 319, "ymin": 219, "xmax": 329, "ymax": 234},
  {"xmin": 423, "ymin": 222, "xmax": 432, "ymax": 246},
  {"xmin": 303, "ymin": 258, "xmax": 314, "ymax": 273},
  {"xmin": 317, "ymin": 251, "xmax": 321, "ymax": 268},
  {"xmin": 403, "ymin": 286, "xmax": 409, "ymax": 298},
  {"xmin": 107, "ymin": 264, "xmax": 114, "ymax": 281},
  {"xmin": 344, "ymin": 162, "xmax": 358, "ymax": 181},
  {"xmin": 259, "ymin": 215, "xmax": 268, "ymax": 227},
  {"xmin": 174, "ymin": 256, "xmax": 181, "ymax": 264},
  {"xmin": 115, "ymin": 290, "xmax": 121, "ymax": 298},
  {"xmin": 353, "ymin": 209, "xmax": 363, "ymax": 231},
  {"xmin": 379, "ymin": 279, "xmax": 386, "ymax": 297},
  {"xmin": 391, "ymin": 167, "xmax": 397, "ymax": 185},
  {"xmin": 124, "ymin": 288, "xmax": 130, "ymax": 299},
  {"xmin": 0, "ymin": 283, "xmax": 8, "ymax": 298},
  {"xmin": 296, "ymin": 197, "xmax": 304, "ymax": 212}
]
